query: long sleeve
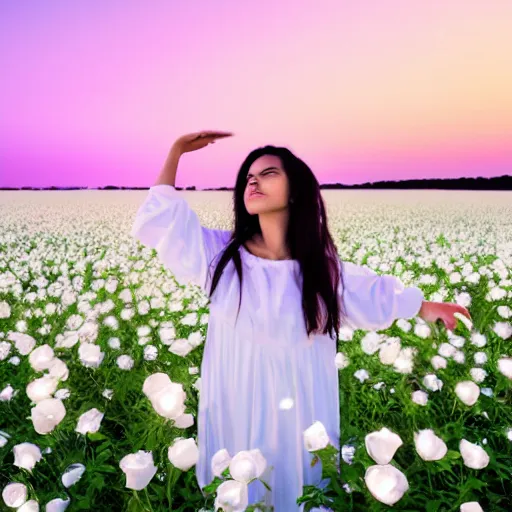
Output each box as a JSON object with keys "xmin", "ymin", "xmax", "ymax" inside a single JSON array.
[
  {"xmin": 130, "ymin": 184, "xmax": 232, "ymax": 293},
  {"xmin": 339, "ymin": 259, "xmax": 424, "ymax": 331}
]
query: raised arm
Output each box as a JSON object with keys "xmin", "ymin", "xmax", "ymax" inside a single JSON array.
[
  {"xmin": 131, "ymin": 131, "xmax": 234, "ymax": 293},
  {"xmin": 155, "ymin": 130, "xmax": 234, "ymax": 187}
]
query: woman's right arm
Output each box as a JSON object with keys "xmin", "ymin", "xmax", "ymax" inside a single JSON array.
[
  {"xmin": 154, "ymin": 145, "xmax": 181, "ymax": 186},
  {"xmin": 130, "ymin": 132, "xmax": 234, "ymax": 293}
]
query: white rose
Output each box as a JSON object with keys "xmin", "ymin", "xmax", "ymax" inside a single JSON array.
[
  {"xmin": 168, "ymin": 438, "xmax": 199, "ymax": 471},
  {"xmin": 0, "ymin": 301, "xmax": 10, "ymax": 318},
  {"xmin": 361, "ymin": 332, "xmax": 384, "ymax": 355},
  {"xmin": 142, "ymin": 373, "xmax": 171, "ymax": 398},
  {"xmin": 48, "ymin": 359, "xmax": 69, "ymax": 381},
  {"xmin": 119, "ymin": 450, "xmax": 158, "ymax": 490},
  {"xmin": 116, "ymin": 355, "xmax": 134, "ymax": 370},
  {"xmin": 473, "ymin": 352, "xmax": 487, "ymax": 365},
  {"xmin": 334, "ymin": 352, "xmax": 349, "ymax": 369},
  {"xmin": 460, "ymin": 501, "xmax": 484, "ymax": 512},
  {"xmin": 393, "ymin": 347, "xmax": 415, "ymax": 374},
  {"xmin": 102, "ymin": 389, "xmax": 114, "ymax": 400},
  {"xmin": 497, "ymin": 357, "xmax": 512, "ymax": 379},
  {"xmin": 303, "ymin": 421, "xmax": 330, "ymax": 452},
  {"xmin": 17, "ymin": 499, "xmax": 39, "ymax": 512},
  {"xmin": 147, "ymin": 382, "xmax": 187, "ymax": 420},
  {"xmin": 188, "ymin": 331, "xmax": 203, "ymax": 348},
  {"xmin": 0, "ymin": 385, "xmax": 14, "ymax": 402},
  {"xmin": 460, "ymin": 439, "xmax": 489, "ymax": 469},
  {"xmin": 449, "ymin": 335, "xmax": 466, "ymax": 349},
  {"xmin": 411, "ymin": 390, "xmax": 428, "ymax": 406},
  {"xmin": 8, "ymin": 332, "xmax": 36, "ymax": 355},
  {"xmin": 61, "ymin": 463, "xmax": 86, "ymax": 488},
  {"xmin": 2, "ymin": 482, "xmax": 28, "ymax": 508},
  {"xmin": 75, "ymin": 408, "xmax": 104, "ymax": 435},
  {"xmin": 481, "ymin": 387, "xmax": 493, "ymax": 398},
  {"xmin": 455, "ymin": 381, "xmax": 480, "ymax": 406},
  {"xmin": 55, "ymin": 333, "xmax": 79, "ymax": 349},
  {"xmin": 173, "ymin": 413, "xmax": 194, "ymax": 429},
  {"xmin": 26, "ymin": 376, "xmax": 58, "ymax": 403},
  {"xmin": 379, "ymin": 339, "xmax": 401, "ymax": 365},
  {"xmin": 0, "ymin": 341, "xmax": 11, "ymax": 361},
  {"xmin": 228, "ymin": 449, "xmax": 267, "ymax": 484},
  {"xmin": 423, "ymin": 374, "xmax": 443, "ymax": 392},
  {"xmin": 453, "ymin": 350, "xmax": 465, "ymax": 364},
  {"xmin": 168, "ymin": 339, "xmax": 194, "ymax": 357},
  {"xmin": 342, "ymin": 445, "xmax": 356, "ymax": 465},
  {"xmin": 211, "ymin": 448, "xmax": 232, "ymax": 478},
  {"xmin": 438, "ymin": 343, "xmax": 456, "ymax": 358},
  {"xmin": 354, "ymin": 369, "xmax": 370, "ymax": 383},
  {"xmin": 470, "ymin": 368, "xmax": 487, "ymax": 383},
  {"xmin": 143, "ymin": 345, "xmax": 158, "ymax": 361},
  {"xmin": 28, "ymin": 345, "xmax": 55, "ymax": 371},
  {"xmin": 364, "ymin": 464, "xmax": 409, "ymax": 506},
  {"xmin": 31, "ymin": 398, "xmax": 66, "ymax": 435},
  {"xmin": 54, "ymin": 388, "xmax": 71, "ymax": 400},
  {"xmin": 431, "ymin": 355, "xmax": 447, "ymax": 370},
  {"xmin": 45, "ymin": 497, "xmax": 70, "ymax": 512},
  {"xmin": 365, "ymin": 427, "xmax": 403, "ymax": 465},
  {"xmin": 493, "ymin": 321, "xmax": 512, "ymax": 339},
  {"xmin": 470, "ymin": 333, "xmax": 487, "ymax": 348},
  {"xmin": 78, "ymin": 343, "xmax": 104, "ymax": 368},
  {"xmin": 414, "ymin": 429, "xmax": 447, "ymax": 461},
  {"xmin": 214, "ymin": 480, "xmax": 248, "ymax": 512},
  {"xmin": 13, "ymin": 443, "xmax": 42, "ymax": 472},
  {"xmin": 108, "ymin": 338, "xmax": 121, "ymax": 350}
]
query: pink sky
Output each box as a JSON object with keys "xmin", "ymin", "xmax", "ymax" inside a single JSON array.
[{"xmin": 1, "ymin": 0, "xmax": 511, "ymax": 189}]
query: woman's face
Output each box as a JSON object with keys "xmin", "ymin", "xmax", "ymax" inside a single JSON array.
[{"xmin": 243, "ymin": 155, "xmax": 290, "ymax": 214}]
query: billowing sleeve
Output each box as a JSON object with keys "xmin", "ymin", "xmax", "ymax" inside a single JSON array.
[
  {"xmin": 339, "ymin": 259, "xmax": 424, "ymax": 331},
  {"xmin": 130, "ymin": 184, "xmax": 232, "ymax": 293}
]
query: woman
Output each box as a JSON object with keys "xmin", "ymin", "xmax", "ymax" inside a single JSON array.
[{"xmin": 130, "ymin": 131, "xmax": 470, "ymax": 511}]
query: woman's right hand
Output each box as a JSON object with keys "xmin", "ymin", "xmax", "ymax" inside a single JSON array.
[{"xmin": 172, "ymin": 130, "xmax": 234, "ymax": 155}]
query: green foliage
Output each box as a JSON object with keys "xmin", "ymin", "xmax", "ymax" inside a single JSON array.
[{"xmin": 0, "ymin": 237, "xmax": 511, "ymax": 511}]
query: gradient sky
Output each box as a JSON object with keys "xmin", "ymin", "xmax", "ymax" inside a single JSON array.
[{"xmin": 1, "ymin": 0, "xmax": 511, "ymax": 189}]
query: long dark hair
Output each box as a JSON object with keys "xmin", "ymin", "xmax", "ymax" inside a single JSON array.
[{"xmin": 207, "ymin": 145, "xmax": 347, "ymax": 340}]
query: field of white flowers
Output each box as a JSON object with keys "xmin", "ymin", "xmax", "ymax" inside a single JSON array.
[{"xmin": 0, "ymin": 189, "xmax": 511, "ymax": 512}]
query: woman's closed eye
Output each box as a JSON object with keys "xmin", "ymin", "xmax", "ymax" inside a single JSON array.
[{"xmin": 247, "ymin": 171, "xmax": 275, "ymax": 181}]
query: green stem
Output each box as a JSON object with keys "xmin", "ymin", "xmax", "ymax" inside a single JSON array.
[
  {"xmin": 450, "ymin": 398, "xmax": 457, "ymax": 416},
  {"xmin": 144, "ymin": 488, "xmax": 155, "ymax": 512},
  {"xmin": 167, "ymin": 466, "xmax": 179, "ymax": 508}
]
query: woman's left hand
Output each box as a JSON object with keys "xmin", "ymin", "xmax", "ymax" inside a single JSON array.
[{"xmin": 419, "ymin": 301, "xmax": 472, "ymax": 331}]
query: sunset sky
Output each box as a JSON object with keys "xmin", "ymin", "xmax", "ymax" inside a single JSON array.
[{"xmin": 1, "ymin": 0, "xmax": 511, "ymax": 189}]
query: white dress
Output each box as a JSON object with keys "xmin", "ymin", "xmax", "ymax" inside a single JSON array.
[{"xmin": 130, "ymin": 184, "xmax": 425, "ymax": 511}]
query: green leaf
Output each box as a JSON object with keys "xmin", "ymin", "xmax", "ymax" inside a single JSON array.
[
  {"xmin": 74, "ymin": 498, "xmax": 92, "ymax": 510},
  {"xmin": 95, "ymin": 449, "xmax": 113, "ymax": 465},
  {"xmin": 426, "ymin": 500, "xmax": 443, "ymax": 512},
  {"xmin": 445, "ymin": 450, "xmax": 461, "ymax": 460},
  {"xmin": 201, "ymin": 476, "xmax": 224, "ymax": 495},
  {"xmin": 96, "ymin": 440, "xmax": 112, "ymax": 453},
  {"xmin": 259, "ymin": 478, "xmax": 272, "ymax": 491},
  {"xmin": 96, "ymin": 464, "xmax": 117, "ymax": 473},
  {"xmin": 312, "ymin": 444, "xmax": 340, "ymax": 480},
  {"xmin": 126, "ymin": 496, "xmax": 143, "ymax": 512},
  {"xmin": 341, "ymin": 463, "xmax": 361, "ymax": 482},
  {"xmin": 87, "ymin": 432, "xmax": 108, "ymax": 441},
  {"xmin": 463, "ymin": 477, "xmax": 487, "ymax": 491}
]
